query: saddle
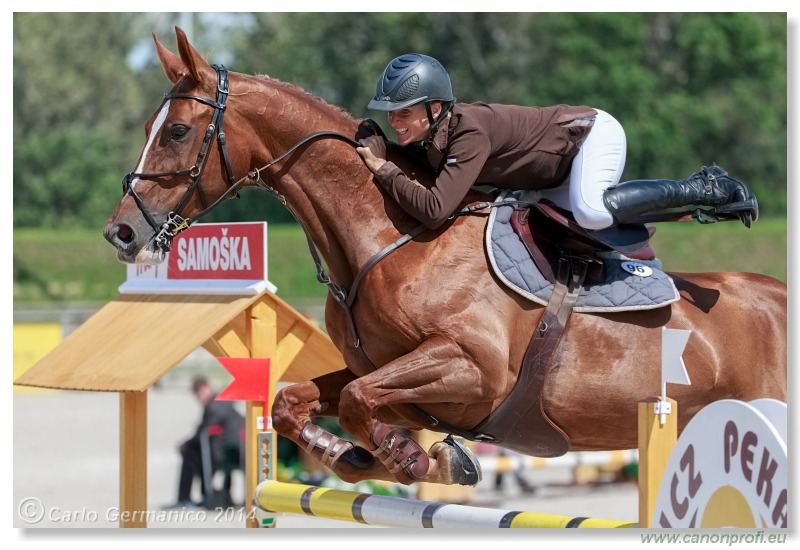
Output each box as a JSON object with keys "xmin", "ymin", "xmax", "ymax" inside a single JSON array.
[
  {"xmin": 472, "ymin": 201, "xmax": 658, "ymax": 457},
  {"xmin": 512, "ymin": 200, "xmax": 657, "ymax": 285},
  {"xmin": 352, "ymin": 121, "xmax": 664, "ymax": 457}
]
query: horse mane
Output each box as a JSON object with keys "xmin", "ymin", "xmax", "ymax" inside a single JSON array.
[
  {"xmin": 251, "ymin": 73, "xmax": 359, "ymax": 130},
  {"xmin": 245, "ymin": 72, "xmax": 456, "ymax": 231}
]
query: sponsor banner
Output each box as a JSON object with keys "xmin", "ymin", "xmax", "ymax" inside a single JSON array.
[
  {"xmin": 653, "ymin": 399, "xmax": 787, "ymax": 528},
  {"xmin": 119, "ymin": 222, "xmax": 277, "ymax": 295}
]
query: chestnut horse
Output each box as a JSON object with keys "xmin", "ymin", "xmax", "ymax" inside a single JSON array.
[{"xmin": 104, "ymin": 28, "xmax": 786, "ymax": 487}]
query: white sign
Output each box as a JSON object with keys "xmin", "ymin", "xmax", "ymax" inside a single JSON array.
[
  {"xmin": 119, "ymin": 222, "xmax": 277, "ymax": 295},
  {"xmin": 653, "ymin": 399, "xmax": 787, "ymax": 528}
]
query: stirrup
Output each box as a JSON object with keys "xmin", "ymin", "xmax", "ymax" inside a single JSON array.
[{"xmin": 692, "ymin": 196, "xmax": 759, "ymax": 228}]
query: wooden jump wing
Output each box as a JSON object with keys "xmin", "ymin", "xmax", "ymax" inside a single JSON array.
[{"xmin": 14, "ymin": 291, "xmax": 344, "ymax": 392}]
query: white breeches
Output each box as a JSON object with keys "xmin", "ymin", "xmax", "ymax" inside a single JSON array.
[{"xmin": 538, "ymin": 109, "xmax": 627, "ymax": 230}]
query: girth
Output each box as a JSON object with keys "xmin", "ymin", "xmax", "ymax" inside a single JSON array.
[
  {"xmin": 470, "ymin": 201, "xmax": 654, "ymax": 456},
  {"xmin": 472, "ymin": 253, "xmax": 589, "ymax": 457}
]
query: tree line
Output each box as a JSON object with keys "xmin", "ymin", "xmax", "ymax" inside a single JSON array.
[{"xmin": 13, "ymin": 12, "xmax": 787, "ymax": 229}]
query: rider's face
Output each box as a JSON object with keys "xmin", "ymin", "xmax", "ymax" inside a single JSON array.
[{"xmin": 387, "ymin": 102, "xmax": 441, "ymax": 146}]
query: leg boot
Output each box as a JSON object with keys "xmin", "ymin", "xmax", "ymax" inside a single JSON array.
[{"xmin": 603, "ymin": 165, "xmax": 758, "ymax": 227}]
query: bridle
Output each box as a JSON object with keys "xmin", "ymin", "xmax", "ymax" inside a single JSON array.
[
  {"xmin": 122, "ymin": 64, "xmax": 373, "ymax": 253},
  {"xmin": 118, "ymin": 62, "xmax": 504, "ymax": 441},
  {"xmin": 121, "ymin": 64, "xmax": 237, "ymax": 251}
]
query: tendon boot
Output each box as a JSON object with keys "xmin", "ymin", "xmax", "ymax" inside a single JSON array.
[{"xmin": 603, "ymin": 165, "xmax": 758, "ymax": 228}]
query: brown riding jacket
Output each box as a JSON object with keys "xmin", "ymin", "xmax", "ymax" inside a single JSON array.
[{"xmin": 374, "ymin": 102, "xmax": 597, "ymax": 228}]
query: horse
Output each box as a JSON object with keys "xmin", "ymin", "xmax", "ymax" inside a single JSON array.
[{"xmin": 104, "ymin": 28, "xmax": 787, "ymax": 487}]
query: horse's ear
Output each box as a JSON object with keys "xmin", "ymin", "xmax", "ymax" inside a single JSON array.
[
  {"xmin": 153, "ymin": 32, "xmax": 187, "ymax": 85},
  {"xmin": 174, "ymin": 26, "xmax": 214, "ymax": 87},
  {"xmin": 152, "ymin": 27, "xmax": 213, "ymax": 86}
]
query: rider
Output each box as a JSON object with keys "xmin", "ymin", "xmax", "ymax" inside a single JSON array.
[{"xmin": 356, "ymin": 53, "xmax": 758, "ymax": 231}]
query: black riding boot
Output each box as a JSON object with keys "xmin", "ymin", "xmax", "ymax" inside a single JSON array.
[{"xmin": 603, "ymin": 165, "xmax": 758, "ymax": 227}]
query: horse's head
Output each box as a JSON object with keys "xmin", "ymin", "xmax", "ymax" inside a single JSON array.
[
  {"xmin": 104, "ymin": 26, "xmax": 461, "ymax": 273},
  {"xmin": 104, "ymin": 27, "xmax": 247, "ymax": 264}
]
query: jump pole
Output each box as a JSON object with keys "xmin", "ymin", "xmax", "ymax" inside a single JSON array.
[
  {"xmin": 252, "ymin": 332, "xmax": 691, "ymax": 529},
  {"xmin": 254, "ymin": 480, "xmax": 635, "ymax": 528}
]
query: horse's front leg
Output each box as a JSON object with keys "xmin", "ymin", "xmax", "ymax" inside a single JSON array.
[
  {"xmin": 338, "ymin": 335, "xmax": 505, "ymax": 486},
  {"xmin": 272, "ymin": 369, "xmax": 412, "ymax": 484}
]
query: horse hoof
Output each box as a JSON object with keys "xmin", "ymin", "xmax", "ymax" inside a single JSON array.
[
  {"xmin": 339, "ymin": 445, "xmax": 375, "ymax": 470},
  {"xmin": 442, "ymin": 435, "xmax": 482, "ymax": 486}
]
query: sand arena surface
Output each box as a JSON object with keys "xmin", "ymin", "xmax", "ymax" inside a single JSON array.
[{"xmin": 13, "ymin": 369, "xmax": 638, "ymax": 530}]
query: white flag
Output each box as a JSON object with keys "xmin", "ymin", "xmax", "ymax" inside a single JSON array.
[{"xmin": 662, "ymin": 327, "xmax": 691, "ymax": 386}]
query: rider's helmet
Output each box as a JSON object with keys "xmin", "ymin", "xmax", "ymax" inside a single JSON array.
[{"xmin": 368, "ymin": 53, "xmax": 455, "ymax": 113}]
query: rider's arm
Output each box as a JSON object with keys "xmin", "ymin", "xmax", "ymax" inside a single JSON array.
[{"xmin": 373, "ymin": 126, "xmax": 491, "ymax": 229}]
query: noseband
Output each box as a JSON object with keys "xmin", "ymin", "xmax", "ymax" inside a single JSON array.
[
  {"xmin": 121, "ymin": 64, "xmax": 236, "ymax": 251},
  {"xmin": 118, "ymin": 64, "xmax": 503, "ymax": 441}
]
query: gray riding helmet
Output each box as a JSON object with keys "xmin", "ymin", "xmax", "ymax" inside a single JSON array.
[{"xmin": 368, "ymin": 53, "xmax": 454, "ymax": 111}]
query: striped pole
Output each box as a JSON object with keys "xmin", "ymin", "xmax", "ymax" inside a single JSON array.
[{"xmin": 254, "ymin": 480, "xmax": 636, "ymax": 528}]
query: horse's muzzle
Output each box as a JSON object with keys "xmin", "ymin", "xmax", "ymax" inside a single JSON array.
[{"xmin": 103, "ymin": 219, "xmax": 161, "ymax": 264}]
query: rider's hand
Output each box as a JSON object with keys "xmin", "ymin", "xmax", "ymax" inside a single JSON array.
[{"xmin": 357, "ymin": 136, "xmax": 387, "ymax": 174}]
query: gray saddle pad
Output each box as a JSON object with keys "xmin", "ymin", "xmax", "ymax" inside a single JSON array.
[{"xmin": 485, "ymin": 193, "xmax": 680, "ymax": 312}]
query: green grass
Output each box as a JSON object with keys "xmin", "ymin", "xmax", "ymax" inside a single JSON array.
[
  {"xmin": 646, "ymin": 217, "xmax": 787, "ymax": 281},
  {"xmin": 13, "ymin": 228, "xmax": 128, "ymax": 303},
  {"xmin": 265, "ymin": 224, "xmax": 330, "ymax": 301},
  {"xmin": 13, "ymin": 218, "xmax": 787, "ymax": 305}
]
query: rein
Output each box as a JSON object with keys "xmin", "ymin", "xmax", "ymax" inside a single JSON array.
[
  {"xmin": 249, "ymin": 146, "xmax": 507, "ymax": 442},
  {"xmin": 125, "ymin": 64, "xmax": 514, "ymax": 441}
]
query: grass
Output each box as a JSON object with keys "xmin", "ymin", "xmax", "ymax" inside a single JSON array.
[
  {"xmin": 12, "ymin": 224, "xmax": 329, "ymax": 305},
  {"xmin": 13, "ymin": 218, "xmax": 787, "ymax": 307},
  {"xmin": 646, "ymin": 217, "xmax": 787, "ymax": 281},
  {"xmin": 13, "ymin": 228, "xmax": 128, "ymax": 303}
]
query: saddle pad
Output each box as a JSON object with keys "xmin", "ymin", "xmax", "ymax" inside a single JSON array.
[{"xmin": 486, "ymin": 193, "xmax": 680, "ymax": 312}]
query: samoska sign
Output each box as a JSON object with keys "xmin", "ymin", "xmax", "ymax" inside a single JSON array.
[{"xmin": 119, "ymin": 222, "xmax": 277, "ymax": 295}]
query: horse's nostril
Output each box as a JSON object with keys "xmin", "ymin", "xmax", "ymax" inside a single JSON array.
[{"xmin": 117, "ymin": 224, "xmax": 134, "ymax": 244}]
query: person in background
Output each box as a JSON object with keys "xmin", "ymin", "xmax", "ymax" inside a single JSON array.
[{"xmin": 169, "ymin": 377, "xmax": 244, "ymax": 509}]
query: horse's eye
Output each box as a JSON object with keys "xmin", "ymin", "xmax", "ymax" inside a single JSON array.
[{"xmin": 170, "ymin": 125, "xmax": 190, "ymax": 140}]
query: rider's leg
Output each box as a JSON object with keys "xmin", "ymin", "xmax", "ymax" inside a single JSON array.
[
  {"xmin": 602, "ymin": 165, "xmax": 757, "ymax": 227},
  {"xmin": 564, "ymin": 109, "xmax": 628, "ymax": 230},
  {"xmin": 565, "ymin": 109, "xmax": 757, "ymax": 229}
]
